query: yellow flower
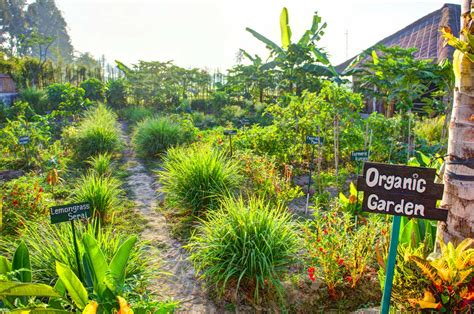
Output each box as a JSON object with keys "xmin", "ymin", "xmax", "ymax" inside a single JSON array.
[
  {"xmin": 408, "ymin": 290, "xmax": 441, "ymax": 310},
  {"xmin": 83, "ymin": 301, "xmax": 98, "ymax": 314},
  {"xmin": 117, "ymin": 296, "xmax": 134, "ymax": 314}
]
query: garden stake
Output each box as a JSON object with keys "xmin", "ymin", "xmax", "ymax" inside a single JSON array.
[
  {"xmin": 305, "ymin": 144, "xmax": 315, "ymax": 213},
  {"xmin": 223, "ymin": 130, "xmax": 237, "ymax": 157},
  {"xmin": 71, "ymin": 220, "xmax": 83, "ymax": 282},
  {"xmin": 381, "ymin": 215, "xmax": 401, "ymax": 314},
  {"xmin": 229, "ymin": 134, "xmax": 233, "ymax": 157},
  {"xmin": 317, "ymin": 126, "xmax": 322, "ymax": 194}
]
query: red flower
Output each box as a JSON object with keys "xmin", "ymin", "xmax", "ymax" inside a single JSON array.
[
  {"xmin": 337, "ymin": 258, "xmax": 344, "ymax": 266},
  {"xmin": 381, "ymin": 229, "xmax": 387, "ymax": 236},
  {"xmin": 319, "ymin": 247, "xmax": 324, "ymax": 253},
  {"xmin": 308, "ymin": 267, "xmax": 316, "ymax": 282},
  {"xmin": 38, "ymin": 187, "xmax": 43, "ymax": 193},
  {"xmin": 345, "ymin": 276, "xmax": 352, "ymax": 283},
  {"xmin": 12, "ymin": 200, "xmax": 19, "ymax": 207},
  {"xmin": 217, "ymin": 138, "xmax": 223, "ymax": 145},
  {"xmin": 323, "ymin": 229, "xmax": 328, "ymax": 235}
]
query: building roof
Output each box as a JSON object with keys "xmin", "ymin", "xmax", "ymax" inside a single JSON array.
[{"xmin": 336, "ymin": 3, "xmax": 461, "ymax": 73}]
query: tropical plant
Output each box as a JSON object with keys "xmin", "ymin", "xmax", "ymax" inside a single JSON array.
[
  {"xmin": 106, "ymin": 78, "xmax": 129, "ymax": 108},
  {"xmin": 132, "ymin": 116, "xmax": 196, "ymax": 157},
  {"xmin": 73, "ymin": 173, "xmax": 121, "ymax": 223},
  {"xmin": 188, "ymin": 196, "xmax": 299, "ymax": 303},
  {"xmin": 86, "ymin": 153, "xmax": 113, "ymax": 177},
  {"xmin": 158, "ymin": 144, "xmax": 241, "ymax": 215},
  {"xmin": 407, "ymin": 238, "xmax": 474, "ymax": 312},
  {"xmin": 80, "ymin": 78, "xmax": 106, "ymax": 102},
  {"xmin": 246, "ymin": 7, "xmax": 338, "ymax": 95}
]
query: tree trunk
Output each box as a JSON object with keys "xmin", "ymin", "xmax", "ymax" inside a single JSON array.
[{"xmin": 439, "ymin": 0, "xmax": 474, "ymax": 243}]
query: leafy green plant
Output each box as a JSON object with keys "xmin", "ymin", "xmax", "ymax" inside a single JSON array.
[
  {"xmin": 338, "ymin": 182, "xmax": 362, "ymax": 216},
  {"xmin": 19, "ymin": 87, "xmax": 48, "ymax": 114},
  {"xmin": 158, "ymin": 144, "xmax": 241, "ymax": 215},
  {"xmin": 120, "ymin": 106, "xmax": 156, "ymax": 124},
  {"xmin": 132, "ymin": 115, "xmax": 195, "ymax": 157},
  {"xmin": 188, "ymin": 196, "xmax": 299, "ymax": 303},
  {"xmin": 86, "ymin": 153, "xmax": 113, "ymax": 177},
  {"xmin": 73, "ymin": 173, "xmax": 121, "ymax": 223},
  {"xmin": 74, "ymin": 104, "xmax": 122, "ymax": 159},
  {"xmin": 80, "ymin": 78, "xmax": 106, "ymax": 102},
  {"xmin": 106, "ymin": 78, "xmax": 129, "ymax": 108}
]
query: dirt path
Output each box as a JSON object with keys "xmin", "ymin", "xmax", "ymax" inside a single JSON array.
[{"xmin": 120, "ymin": 122, "xmax": 217, "ymax": 313}]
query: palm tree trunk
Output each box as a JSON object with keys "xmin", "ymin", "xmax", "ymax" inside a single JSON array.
[{"xmin": 439, "ymin": 0, "xmax": 474, "ymax": 243}]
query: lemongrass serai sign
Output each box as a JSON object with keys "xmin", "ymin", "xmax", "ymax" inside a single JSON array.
[{"xmin": 357, "ymin": 162, "xmax": 448, "ymax": 221}]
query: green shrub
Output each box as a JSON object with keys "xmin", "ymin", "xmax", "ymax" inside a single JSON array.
[
  {"xmin": 106, "ymin": 78, "xmax": 129, "ymax": 107},
  {"xmin": 158, "ymin": 144, "xmax": 240, "ymax": 214},
  {"xmin": 132, "ymin": 116, "xmax": 195, "ymax": 157},
  {"xmin": 19, "ymin": 88, "xmax": 48, "ymax": 114},
  {"xmin": 120, "ymin": 106, "xmax": 156, "ymax": 124},
  {"xmin": 0, "ymin": 220, "xmax": 153, "ymax": 292},
  {"xmin": 46, "ymin": 83, "xmax": 86, "ymax": 113},
  {"xmin": 188, "ymin": 196, "xmax": 299, "ymax": 302},
  {"xmin": 73, "ymin": 173, "xmax": 121, "ymax": 223},
  {"xmin": 86, "ymin": 153, "xmax": 112, "ymax": 177},
  {"xmin": 80, "ymin": 78, "xmax": 106, "ymax": 102},
  {"xmin": 414, "ymin": 115, "xmax": 445, "ymax": 145},
  {"xmin": 75, "ymin": 104, "xmax": 122, "ymax": 159}
]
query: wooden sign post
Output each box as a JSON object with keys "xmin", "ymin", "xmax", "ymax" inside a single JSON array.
[
  {"xmin": 18, "ymin": 136, "xmax": 30, "ymax": 167},
  {"xmin": 356, "ymin": 162, "xmax": 447, "ymax": 314},
  {"xmin": 50, "ymin": 202, "xmax": 91, "ymax": 282},
  {"xmin": 305, "ymin": 135, "xmax": 324, "ymax": 213},
  {"xmin": 223, "ymin": 129, "xmax": 237, "ymax": 157}
]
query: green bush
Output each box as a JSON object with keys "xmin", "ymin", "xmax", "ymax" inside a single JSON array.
[
  {"xmin": 188, "ymin": 196, "xmax": 299, "ymax": 302},
  {"xmin": 106, "ymin": 78, "xmax": 129, "ymax": 107},
  {"xmin": 414, "ymin": 115, "xmax": 445, "ymax": 145},
  {"xmin": 86, "ymin": 153, "xmax": 112, "ymax": 177},
  {"xmin": 120, "ymin": 105, "xmax": 156, "ymax": 124},
  {"xmin": 80, "ymin": 78, "xmax": 106, "ymax": 102},
  {"xmin": 75, "ymin": 104, "xmax": 122, "ymax": 159},
  {"xmin": 73, "ymin": 173, "xmax": 121, "ymax": 223},
  {"xmin": 19, "ymin": 88, "xmax": 48, "ymax": 114},
  {"xmin": 158, "ymin": 144, "xmax": 241, "ymax": 214},
  {"xmin": 132, "ymin": 116, "xmax": 195, "ymax": 157},
  {"xmin": 46, "ymin": 82, "xmax": 86, "ymax": 113}
]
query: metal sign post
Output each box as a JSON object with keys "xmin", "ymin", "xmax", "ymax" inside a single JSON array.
[
  {"xmin": 223, "ymin": 130, "xmax": 237, "ymax": 157},
  {"xmin": 305, "ymin": 134, "xmax": 324, "ymax": 213},
  {"xmin": 18, "ymin": 136, "xmax": 30, "ymax": 167}
]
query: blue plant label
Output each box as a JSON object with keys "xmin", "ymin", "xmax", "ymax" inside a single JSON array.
[
  {"xmin": 306, "ymin": 135, "xmax": 323, "ymax": 145},
  {"xmin": 351, "ymin": 150, "xmax": 369, "ymax": 161},
  {"xmin": 224, "ymin": 129, "xmax": 237, "ymax": 135},
  {"xmin": 18, "ymin": 136, "xmax": 30, "ymax": 145},
  {"xmin": 50, "ymin": 202, "xmax": 91, "ymax": 224}
]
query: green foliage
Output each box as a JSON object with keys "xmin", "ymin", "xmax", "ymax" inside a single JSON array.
[
  {"xmin": 303, "ymin": 208, "xmax": 382, "ymax": 299},
  {"xmin": 132, "ymin": 116, "xmax": 196, "ymax": 158},
  {"xmin": 86, "ymin": 153, "xmax": 113, "ymax": 177},
  {"xmin": 188, "ymin": 196, "xmax": 299, "ymax": 303},
  {"xmin": 338, "ymin": 182, "xmax": 362, "ymax": 216},
  {"xmin": 73, "ymin": 173, "xmax": 121, "ymax": 223},
  {"xmin": 414, "ymin": 115, "xmax": 446, "ymax": 145},
  {"xmin": 46, "ymin": 83, "xmax": 87, "ymax": 113},
  {"xmin": 158, "ymin": 144, "xmax": 241, "ymax": 215},
  {"xmin": 74, "ymin": 104, "xmax": 122, "ymax": 159},
  {"xmin": 19, "ymin": 88, "xmax": 48, "ymax": 114},
  {"xmin": 0, "ymin": 220, "xmax": 152, "ymax": 292},
  {"xmin": 120, "ymin": 105, "xmax": 156, "ymax": 124},
  {"xmin": 80, "ymin": 78, "xmax": 106, "ymax": 102},
  {"xmin": 237, "ymin": 150, "xmax": 302, "ymax": 205},
  {"xmin": 106, "ymin": 78, "xmax": 129, "ymax": 107}
]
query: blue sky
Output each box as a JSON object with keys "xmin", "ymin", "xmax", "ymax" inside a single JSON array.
[{"xmin": 56, "ymin": 0, "xmax": 460, "ymax": 70}]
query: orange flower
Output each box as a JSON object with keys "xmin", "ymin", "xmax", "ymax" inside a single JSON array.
[{"xmin": 117, "ymin": 296, "xmax": 134, "ymax": 314}]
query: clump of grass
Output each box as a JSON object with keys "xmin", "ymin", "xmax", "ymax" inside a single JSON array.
[
  {"xmin": 120, "ymin": 105, "xmax": 156, "ymax": 124},
  {"xmin": 86, "ymin": 153, "xmax": 113, "ymax": 177},
  {"xmin": 158, "ymin": 144, "xmax": 241, "ymax": 215},
  {"xmin": 73, "ymin": 173, "xmax": 121, "ymax": 223},
  {"xmin": 187, "ymin": 196, "xmax": 299, "ymax": 303},
  {"xmin": 75, "ymin": 103, "xmax": 122, "ymax": 159},
  {"xmin": 132, "ymin": 116, "xmax": 195, "ymax": 158}
]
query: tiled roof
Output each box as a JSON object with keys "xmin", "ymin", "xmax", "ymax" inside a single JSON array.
[{"xmin": 336, "ymin": 3, "xmax": 461, "ymax": 73}]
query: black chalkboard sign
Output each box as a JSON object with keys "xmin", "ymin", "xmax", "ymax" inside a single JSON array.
[
  {"xmin": 18, "ymin": 136, "xmax": 30, "ymax": 145},
  {"xmin": 50, "ymin": 202, "xmax": 91, "ymax": 224},
  {"xmin": 224, "ymin": 130, "xmax": 237, "ymax": 135},
  {"xmin": 357, "ymin": 162, "xmax": 447, "ymax": 221},
  {"xmin": 351, "ymin": 150, "xmax": 369, "ymax": 161}
]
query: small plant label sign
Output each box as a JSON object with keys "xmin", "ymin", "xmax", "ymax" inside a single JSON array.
[
  {"xmin": 241, "ymin": 118, "xmax": 250, "ymax": 126},
  {"xmin": 224, "ymin": 129, "xmax": 237, "ymax": 135},
  {"xmin": 18, "ymin": 136, "xmax": 30, "ymax": 145},
  {"xmin": 357, "ymin": 162, "xmax": 447, "ymax": 221},
  {"xmin": 351, "ymin": 150, "xmax": 369, "ymax": 162},
  {"xmin": 50, "ymin": 202, "xmax": 91, "ymax": 224},
  {"xmin": 306, "ymin": 135, "xmax": 323, "ymax": 145}
]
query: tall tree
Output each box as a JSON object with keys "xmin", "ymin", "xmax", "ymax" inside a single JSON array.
[
  {"xmin": 439, "ymin": 0, "xmax": 474, "ymax": 243},
  {"xmin": 0, "ymin": 0, "xmax": 28, "ymax": 56}
]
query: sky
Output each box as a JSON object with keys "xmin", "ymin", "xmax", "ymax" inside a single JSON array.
[{"xmin": 55, "ymin": 0, "xmax": 461, "ymax": 71}]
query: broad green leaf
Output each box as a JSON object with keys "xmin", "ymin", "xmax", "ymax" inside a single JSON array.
[
  {"xmin": 280, "ymin": 7, "xmax": 292, "ymax": 49},
  {"xmin": 56, "ymin": 262, "xmax": 88, "ymax": 310},
  {"xmin": 82, "ymin": 235, "xmax": 108, "ymax": 296},
  {"xmin": 0, "ymin": 256, "xmax": 11, "ymax": 275},
  {"xmin": 49, "ymin": 279, "xmax": 66, "ymax": 308},
  {"xmin": 301, "ymin": 64, "xmax": 335, "ymax": 77},
  {"xmin": 11, "ymin": 309, "xmax": 70, "ymax": 313},
  {"xmin": 246, "ymin": 27, "xmax": 284, "ymax": 55},
  {"xmin": 372, "ymin": 50, "xmax": 379, "ymax": 65},
  {"xmin": 349, "ymin": 182, "xmax": 358, "ymax": 196},
  {"xmin": 12, "ymin": 241, "xmax": 31, "ymax": 283},
  {"xmin": 0, "ymin": 281, "xmax": 60, "ymax": 297},
  {"xmin": 105, "ymin": 236, "xmax": 137, "ymax": 294}
]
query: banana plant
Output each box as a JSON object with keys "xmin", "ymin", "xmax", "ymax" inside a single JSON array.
[
  {"xmin": 245, "ymin": 7, "xmax": 339, "ymax": 94},
  {"xmin": 57, "ymin": 234, "xmax": 137, "ymax": 313}
]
